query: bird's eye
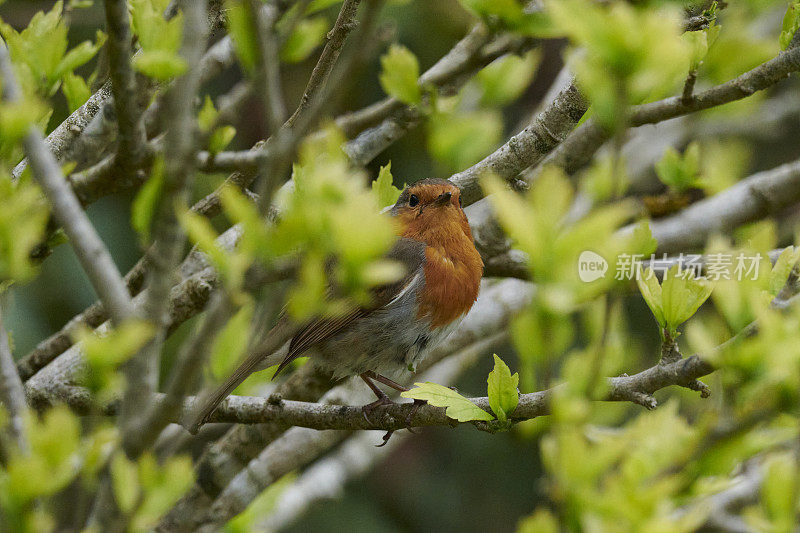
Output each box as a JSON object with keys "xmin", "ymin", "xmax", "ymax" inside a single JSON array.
[{"xmin": 409, "ymin": 194, "xmax": 419, "ymax": 207}]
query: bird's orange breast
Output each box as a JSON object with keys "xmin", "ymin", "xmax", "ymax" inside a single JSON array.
[{"xmin": 407, "ymin": 219, "xmax": 483, "ymax": 328}]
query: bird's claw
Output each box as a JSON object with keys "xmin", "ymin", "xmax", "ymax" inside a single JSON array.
[
  {"xmin": 376, "ymin": 430, "xmax": 394, "ymax": 447},
  {"xmin": 361, "ymin": 395, "xmax": 394, "ymax": 426}
]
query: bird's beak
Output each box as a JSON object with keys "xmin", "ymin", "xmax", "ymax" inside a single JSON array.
[{"xmin": 433, "ymin": 191, "xmax": 452, "ymax": 207}]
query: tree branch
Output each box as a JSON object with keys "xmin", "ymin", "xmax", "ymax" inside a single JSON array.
[
  {"xmin": 451, "ymin": 81, "xmax": 588, "ymax": 205},
  {"xmin": 544, "ymin": 44, "xmax": 800, "ymax": 176},
  {"xmin": 643, "ymin": 159, "xmax": 800, "ymax": 253},
  {"xmin": 249, "ymin": 1, "xmax": 286, "ymax": 133},
  {"xmin": 103, "ymin": 0, "xmax": 147, "ymax": 167}
]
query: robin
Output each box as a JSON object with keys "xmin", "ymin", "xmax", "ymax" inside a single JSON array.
[{"xmin": 188, "ymin": 178, "xmax": 483, "ymax": 433}]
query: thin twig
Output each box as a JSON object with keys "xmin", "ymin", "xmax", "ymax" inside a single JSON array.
[{"xmin": 285, "ymin": 0, "xmax": 363, "ymax": 129}]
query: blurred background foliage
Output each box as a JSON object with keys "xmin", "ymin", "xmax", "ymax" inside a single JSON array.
[{"xmin": 2, "ymin": 0, "xmax": 800, "ymax": 531}]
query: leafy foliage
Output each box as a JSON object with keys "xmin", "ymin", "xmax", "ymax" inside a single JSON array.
[
  {"xmin": 0, "ymin": 174, "xmax": 49, "ymax": 283},
  {"xmin": 401, "ymin": 382, "xmax": 494, "ymax": 422},
  {"xmin": 371, "ymin": 162, "xmax": 403, "ymax": 208},
  {"xmin": 654, "ymin": 142, "xmax": 702, "ymax": 192},
  {"xmin": 281, "ymin": 17, "xmax": 329, "ymax": 63},
  {"xmin": 637, "ymin": 265, "xmax": 714, "ymax": 337},
  {"xmin": 1, "ymin": 0, "xmax": 800, "ymax": 530},
  {"xmin": 548, "ymin": 0, "xmax": 691, "ymax": 129},
  {"xmin": 487, "ymin": 354, "xmax": 520, "ymax": 423},
  {"xmin": 75, "ymin": 320, "xmax": 155, "ymax": 403},
  {"xmin": 0, "ymin": 1, "xmax": 104, "ymax": 95},
  {"xmin": 403, "ymin": 354, "xmax": 520, "ymax": 425},
  {"xmin": 131, "ymin": 0, "xmax": 186, "ymax": 79},
  {"xmin": 379, "ymin": 44, "xmax": 421, "ymax": 105},
  {"xmin": 780, "ymin": 2, "xmax": 800, "ymax": 50}
]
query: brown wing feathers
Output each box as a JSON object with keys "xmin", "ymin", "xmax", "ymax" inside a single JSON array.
[{"xmin": 272, "ymin": 237, "xmax": 426, "ymax": 377}]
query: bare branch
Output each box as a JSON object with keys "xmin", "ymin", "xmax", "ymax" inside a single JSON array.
[
  {"xmin": 343, "ymin": 30, "xmax": 533, "ymax": 168},
  {"xmin": 249, "ymin": 1, "xmax": 287, "ymax": 133},
  {"xmin": 11, "ymin": 83, "xmax": 112, "ymax": 180}
]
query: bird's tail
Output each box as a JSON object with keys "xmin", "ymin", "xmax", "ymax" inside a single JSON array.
[{"xmin": 183, "ymin": 322, "xmax": 291, "ymax": 434}]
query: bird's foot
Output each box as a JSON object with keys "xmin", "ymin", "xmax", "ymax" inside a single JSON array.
[
  {"xmin": 361, "ymin": 394, "xmax": 395, "ymax": 426},
  {"xmin": 377, "ymin": 430, "xmax": 394, "ymax": 447}
]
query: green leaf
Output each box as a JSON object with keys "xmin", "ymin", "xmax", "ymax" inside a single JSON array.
[
  {"xmin": 371, "ymin": 162, "xmax": 402, "ymax": 207},
  {"xmin": 306, "ymin": 0, "xmax": 342, "ymax": 13},
  {"xmin": 682, "ymin": 20, "xmax": 720, "ymax": 70},
  {"xmin": 209, "ymin": 126, "xmax": 237, "ymax": 154},
  {"xmin": 401, "ymin": 382, "xmax": 494, "ymax": 422},
  {"xmin": 0, "ymin": 176, "xmax": 49, "ymax": 282},
  {"xmin": 61, "ymin": 71, "xmax": 91, "ymax": 112},
  {"xmin": 780, "ymin": 2, "xmax": 800, "ymax": 50},
  {"xmin": 131, "ymin": 0, "xmax": 183, "ymax": 53},
  {"xmin": 198, "ymin": 95, "xmax": 218, "ymax": 132},
  {"xmin": 636, "ymin": 266, "xmax": 665, "ymax": 327},
  {"xmin": 379, "ymin": 44, "xmax": 421, "ymax": 105},
  {"xmin": 761, "ymin": 452, "xmax": 798, "ymax": 524},
  {"xmin": 179, "ymin": 207, "xmax": 248, "ymax": 288},
  {"xmin": 661, "ymin": 265, "xmax": 714, "ymax": 332},
  {"xmin": 132, "ymin": 454, "xmax": 194, "ymax": 531},
  {"xmin": 210, "ymin": 299, "xmax": 255, "ymax": 380},
  {"xmin": 133, "ymin": 50, "xmax": 188, "ymax": 80},
  {"xmin": 428, "ymin": 109, "xmax": 503, "ymax": 172},
  {"xmin": 281, "ymin": 17, "xmax": 329, "ymax": 63},
  {"xmin": 768, "ymin": 246, "xmax": 800, "ymax": 296},
  {"xmin": 477, "ymin": 50, "xmax": 540, "ymax": 106},
  {"xmin": 486, "ymin": 354, "xmax": 519, "ymax": 422},
  {"xmin": 0, "ymin": 1, "xmax": 67, "ymax": 90},
  {"xmin": 111, "ymin": 452, "xmax": 140, "ymax": 513},
  {"xmin": 654, "ymin": 143, "xmax": 701, "ymax": 192},
  {"xmin": 459, "ymin": 0, "xmax": 556, "ymax": 37},
  {"xmin": 226, "ymin": 0, "xmax": 257, "ymax": 72},
  {"xmin": 5, "ymin": 406, "xmax": 81, "ymax": 506},
  {"xmin": 131, "ymin": 163, "xmax": 164, "ymax": 243},
  {"xmin": 77, "ymin": 320, "xmax": 155, "ymax": 401},
  {"xmin": 549, "ymin": 0, "xmax": 690, "ymax": 130},
  {"xmin": 54, "ymin": 36, "xmax": 104, "ymax": 80},
  {"xmin": 226, "ymin": 473, "xmax": 297, "ymax": 533}
]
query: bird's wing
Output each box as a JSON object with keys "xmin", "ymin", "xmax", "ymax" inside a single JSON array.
[{"xmin": 272, "ymin": 237, "xmax": 426, "ymax": 376}]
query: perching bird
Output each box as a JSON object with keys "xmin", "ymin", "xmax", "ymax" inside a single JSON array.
[{"xmin": 187, "ymin": 178, "xmax": 483, "ymax": 432}]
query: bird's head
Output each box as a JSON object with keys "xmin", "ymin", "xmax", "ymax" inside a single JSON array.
[{"xmin": 390, "ymin": 178, "xmax": 471, "ymax": 242}]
